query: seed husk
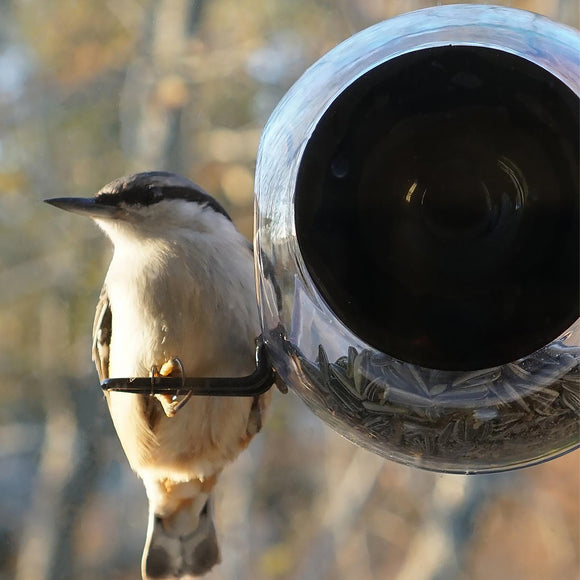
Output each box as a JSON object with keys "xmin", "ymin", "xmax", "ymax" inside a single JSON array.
[{"xmin": 290, "ymin": 342, "xmax": 580, "ymax": 470}]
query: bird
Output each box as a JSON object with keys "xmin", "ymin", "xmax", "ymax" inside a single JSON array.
[{"xmin": 46, "ymin": 171, "xmax": 273, "ymax": 579}]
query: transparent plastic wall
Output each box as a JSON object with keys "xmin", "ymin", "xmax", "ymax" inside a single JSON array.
[{"xmin": 255, "ymin": 5, "xmax": 580, "ymax": 473}]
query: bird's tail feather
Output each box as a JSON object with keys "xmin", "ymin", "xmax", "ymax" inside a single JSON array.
[{"xmin": 142, "ymin": 495, "xmax": 220, "ymax": 579}]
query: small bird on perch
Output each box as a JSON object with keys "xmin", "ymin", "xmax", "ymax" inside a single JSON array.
[{"xmin": 46, "ymin": 172, "xmax": 273, "ymax": 579}]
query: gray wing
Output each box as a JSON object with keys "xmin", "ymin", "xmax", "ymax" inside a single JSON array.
[
  {"xmin": 93, "ymin": 285, "xmax": 162, "ymax": 428},
  {"xmin": 92, "ymin": 285, "xmax": 112, "ymax": 383}
]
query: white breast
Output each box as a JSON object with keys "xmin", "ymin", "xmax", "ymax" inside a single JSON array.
[{"xmin": 103, "ymin": 220, "xmax": 260, "ymax": 480}]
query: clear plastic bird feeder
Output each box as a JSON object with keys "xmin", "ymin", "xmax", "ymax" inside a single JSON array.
[{"xmin": 254, "ymin": 5, "xmax": 580, "ymax": 473}]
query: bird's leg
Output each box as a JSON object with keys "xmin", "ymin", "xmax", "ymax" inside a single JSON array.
[
  {"xmin": 155, "ymin": 357, "xmax": 192, "ymax": 418},
  {"xmin": 239, "ymin": 389, "xmax": 273, "ymax": 450}
]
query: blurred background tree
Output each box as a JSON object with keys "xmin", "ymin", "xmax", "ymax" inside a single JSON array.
[{"xmin": 0, "ymin": 1, "xmax": 578, "ymax": 579}]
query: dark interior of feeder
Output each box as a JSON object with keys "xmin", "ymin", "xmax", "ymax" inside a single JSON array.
[{"xmin": 295, "ymin": 45, "xmax": 579, "ymax": 370}]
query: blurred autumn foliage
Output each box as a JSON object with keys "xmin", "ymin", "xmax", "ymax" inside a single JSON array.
[{"xmin": 0, "ymin": 1, "xmax": 578, "ymax": 579}]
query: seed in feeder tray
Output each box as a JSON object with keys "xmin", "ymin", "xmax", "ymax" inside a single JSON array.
[{"xmin": 291, "ymin": 342, "xmax": 580, "ymax": 470}]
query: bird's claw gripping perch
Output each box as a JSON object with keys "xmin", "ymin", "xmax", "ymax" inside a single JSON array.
[{"xmin": 150, "ymin": 357, "xmax": 191, "ymax": 417}]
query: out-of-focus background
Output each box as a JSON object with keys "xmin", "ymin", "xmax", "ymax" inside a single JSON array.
[{"xmin": 0, "ymin": 1, "xmax": 578, "ymax": 579}]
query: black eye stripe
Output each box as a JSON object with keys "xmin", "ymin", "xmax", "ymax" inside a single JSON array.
[
  {"xmin": 94, "ymin": 173, "xmax": 232, "ymax": 222},
  {"xmin": 163, "ymin": 187, "xmax": 232, "ymax": 221}
]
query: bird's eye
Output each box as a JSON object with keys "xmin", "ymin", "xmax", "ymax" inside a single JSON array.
[
  {"xmin": 150, "ymin": 188, "xmax": 164, "ymax": 203},
  {"xmin": 95, "ymin": 192, "xmax": 120, "ymax": 206},
  {"xmin": 121, "ymin": 186, "xmax": 164, "ymax": 206}
]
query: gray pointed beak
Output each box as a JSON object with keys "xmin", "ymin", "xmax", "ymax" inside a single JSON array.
[{"xmin": 44, "ymin": 197, "xmax": 120, "ymax": 219}]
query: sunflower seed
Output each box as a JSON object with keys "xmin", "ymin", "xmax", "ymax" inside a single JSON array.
[
  {"xmin": 452, "ymin": 367, "xmax": 501, "ymax": 388},
  {"xmin": 290, "ymin": 340, "xmax": 579, "ymax": 469}
]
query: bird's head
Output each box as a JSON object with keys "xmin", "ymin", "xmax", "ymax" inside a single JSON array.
[{"xmin": 45, "ymin": 171, "xmax": 233, "ymax": 246}]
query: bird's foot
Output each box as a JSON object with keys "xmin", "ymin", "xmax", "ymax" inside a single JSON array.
[{"xmin": 152, "ymin": 357, "xmax": 192, "ymax": 418}]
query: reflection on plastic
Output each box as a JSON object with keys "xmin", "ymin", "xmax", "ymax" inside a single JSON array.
[{"xmin": 255, "ymin": 5, "xmax": 580, "ymax": 473}]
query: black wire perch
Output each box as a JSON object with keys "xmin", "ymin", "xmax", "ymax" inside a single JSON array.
[{"xmin": 100, "ymin": 337, "xmax": 276, "ymax": 397}]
